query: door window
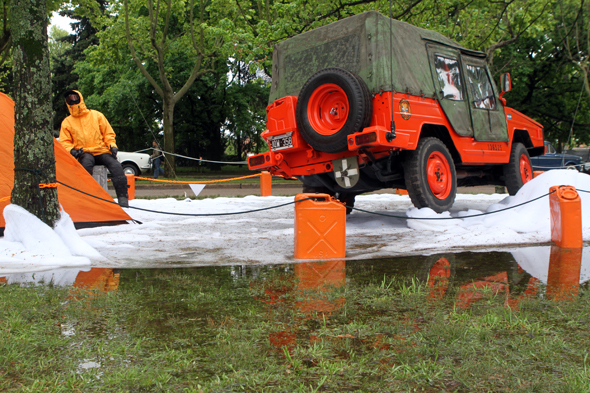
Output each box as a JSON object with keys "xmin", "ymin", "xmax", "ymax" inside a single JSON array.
[
  {"xmin": 434, "ymin": 55, "xmax": 464, "ymax": 101},
  {"xmin": 466, "ymin": 64, "xmax": 496, "ymax": 110}
]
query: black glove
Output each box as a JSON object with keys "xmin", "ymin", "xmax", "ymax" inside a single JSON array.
[
  {"xmin": 70, "ymin": 148, "xmax": 83, "ymax": 158},
  {"xmin": 110, "ymin": 146, "xmax": 118, "ymax": 158}
]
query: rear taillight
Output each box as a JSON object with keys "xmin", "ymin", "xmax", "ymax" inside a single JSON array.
[
  {"xmin": 249, "ymin": 155, "xmax": 267, "ymax": 167},
  {"xmin": 355, "ymin": 132, "xmax": 377, "ymax": 145}
]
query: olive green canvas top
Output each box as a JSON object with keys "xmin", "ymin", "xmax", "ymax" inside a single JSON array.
[{"xmin": 269, "ymin": 11, "xmax": 482, "ymax": 102}]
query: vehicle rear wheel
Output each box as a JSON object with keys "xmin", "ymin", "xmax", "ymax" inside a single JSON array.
[
  {"xmin": 122, "ymin": 163, "xmax": 140, "ymax": 176},
  {"xmin": 403, "ymin": 138, "xmax": 457, "ymax": 213},
  {"xmin": 296, "ymin": 67, "xmax": 372, "ymax": 153},
  {"xmin": 503, "ymin": 142, "xmax": 532, "ymax": 195}
]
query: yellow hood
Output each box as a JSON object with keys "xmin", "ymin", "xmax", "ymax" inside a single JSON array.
[{"xmin": 65, "ymin": 90, "xmax": 90, "ymax": 117}]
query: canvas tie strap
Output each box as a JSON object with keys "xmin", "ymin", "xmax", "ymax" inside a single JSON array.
[{"xmin": 14, "ymin": 162, "xmax": 57, "ymax": 223}]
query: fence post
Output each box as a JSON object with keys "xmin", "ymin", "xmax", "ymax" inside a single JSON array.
[
  {"xmin": 125, "ymin": 173, "xmax": 135, "ymax": 201},
  {"xmin": 260, "ymin": 171, "xmax": 272, "ymax": 196}
]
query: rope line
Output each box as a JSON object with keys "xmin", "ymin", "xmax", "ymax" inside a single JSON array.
[
  {"xmin": 345, "ymin": 190, "xmax": 556, "ymax": 220},
  {"xmin": 54, "ymin": 179, "xmax": 311, "ymax": 217},
  {"xmin": 134, "ymin": 173, "xmax": 261, "ymax": 184},
  {"xmin": 127, "ymin": 199, "xmax": 310, "ymax": 216},
  {"xmin": 152, "ymin": 149, "xmax": 248, "ymax": 165}
]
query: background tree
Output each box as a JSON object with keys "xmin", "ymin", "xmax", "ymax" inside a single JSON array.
[
  {"xmin": 11, "ymin": 0, "xmax": 59, "ymax": 225},
  {"xmin": 51, "ymin": 1, "xmax": 105, "ymax": 134},
  {"xmin": 119, "ymin": 0, "xmax": 234, "ymax": 175}
]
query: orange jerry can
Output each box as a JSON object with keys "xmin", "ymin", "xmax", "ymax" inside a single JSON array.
[
  {"xmin": 294, "ymin": 193, "xmax": 346, "ymax": 259},
  {"xmin": 549, "ymin": 185, "xmax": 582, "ymax": 248}
]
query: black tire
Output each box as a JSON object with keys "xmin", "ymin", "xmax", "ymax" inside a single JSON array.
[
  {"xmin": 339, "ymin": 193, "xmax": 356, "ymax": 215},
  {"xmin": 122, "ymin": 163, "xmax": 140, "ymax": 176},
  {"xmin": 503, "ymin": 143, "xmax": 532, "ymax": 196},
  {"xmin": 296, "ymin": 67, "xmax": 372, "ymax": 153},
  {"xmin": 403, "ymin": 138, "xmax": 457, "ymax": 213}
]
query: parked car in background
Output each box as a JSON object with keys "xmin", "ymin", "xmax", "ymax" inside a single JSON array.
[
  {"xmin": 529, "ymin": 141, "xmax": 586, "ymax": 171},
  {"xmin": 117, "ymin": 151, "xmax": 151, "ymax": 176}
]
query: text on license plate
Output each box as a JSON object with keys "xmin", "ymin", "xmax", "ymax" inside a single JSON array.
[{"xmin": 270, "ymin": 134, "xmax": 293, "ymax": 151}]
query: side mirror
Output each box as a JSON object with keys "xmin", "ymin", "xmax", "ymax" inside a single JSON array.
[
  {"xmin": 501, "ymin": 73, "xmax": 512, "ymax": 93},
  {"xmin": 498, "ymin": 73, "xmax": 511, "ymax": 106}
]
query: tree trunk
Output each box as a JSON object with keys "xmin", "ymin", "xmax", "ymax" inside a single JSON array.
[
  {"xmin": 162, "ymin": 97, "xmax": 176, "ymax": 176},
  {"xmin": 10, "ymin": 0, "xmax": 59, "ymax": 226}
]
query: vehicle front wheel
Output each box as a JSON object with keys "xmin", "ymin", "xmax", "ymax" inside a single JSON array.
[
  {"xmin": 122, "ymin": 163, "xmax": 140, "ymax": 176},
  {"xmin": 403, "ymin": 138, "xmax": 457, "ymax": 213},
  {"xmin": 503, "ymin": 142, "xmax": 533, "ymax": 195}
]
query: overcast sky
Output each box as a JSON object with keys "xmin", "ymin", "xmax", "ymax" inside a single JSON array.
[{"xmin": 49, "ymin": 11, "xmax": 73, "ymax": 34}]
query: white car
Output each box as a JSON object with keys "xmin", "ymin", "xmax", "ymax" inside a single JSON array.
[{"xmin": 117, "ymin": 151, "xmax": 151, "ymax": 176}]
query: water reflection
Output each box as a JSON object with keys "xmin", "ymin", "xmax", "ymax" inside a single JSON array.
[
  {"xmin": 0, "ymin": 267, "xmax": 119, "ymax": 292},
  {"xmin": 1, "ymin": 247, "xmax": 587, "ymax": 303}
]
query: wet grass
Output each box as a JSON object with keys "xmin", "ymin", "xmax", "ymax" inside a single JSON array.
[{"xmin": 1, "ymin": 260, "xmax": 590, "ymax": 392}]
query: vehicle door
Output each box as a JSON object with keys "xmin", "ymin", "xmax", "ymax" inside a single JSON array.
[
  {"xmin": 427, "ymin": 45, "xmax": 473, "ymax": 137},
  {"xmin": 461, "ymin": 56, "xmax": 508, "ymax": 142}
]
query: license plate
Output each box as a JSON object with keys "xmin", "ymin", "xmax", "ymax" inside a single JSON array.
[{"xmin": 270, "ymin": 133, "xmax": 293, "ymax": 151}]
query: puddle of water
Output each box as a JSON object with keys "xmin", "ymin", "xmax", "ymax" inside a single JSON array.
[{"xmin": 2, "ymin": 247, "xmax": 589, "ymax": 391}]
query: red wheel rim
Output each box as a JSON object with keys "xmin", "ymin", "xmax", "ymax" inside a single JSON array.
[
  {"xmin": 519, "ymin": 154, "xmax": 533, "ymax": 184},
  {"xmin": 307, "ymin": 83, "xmax": 349, "ymax": 136},
  {"xmin": 427, "ymin": 151, "xmax": 452, "ymax": 200}
]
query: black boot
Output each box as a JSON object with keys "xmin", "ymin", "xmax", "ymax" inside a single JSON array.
[{"xmin": 111, "ymin": 175, "xmax": 129, "ymax": 207}]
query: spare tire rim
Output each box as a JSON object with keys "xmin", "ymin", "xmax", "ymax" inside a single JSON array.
[
  {"xmin": 427, "ymin": 151, "xmax": 452, "ymax": 199},
  {"xmin": 308, "ymin": 83, "xmax": 349, "ymax": 136},
  {"xmin": 519, "ymin": 154, "xmax": 533, "ymax": 184}
]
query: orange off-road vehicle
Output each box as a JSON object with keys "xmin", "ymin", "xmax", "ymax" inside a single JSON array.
[{"xmin": 248, "ymin": 11, "xmax": 544, "ymax": 213}]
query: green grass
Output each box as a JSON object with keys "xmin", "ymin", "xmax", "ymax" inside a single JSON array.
[{"xmin": 1, "ymin": 262, "xmax": 590, "ymax": 392}]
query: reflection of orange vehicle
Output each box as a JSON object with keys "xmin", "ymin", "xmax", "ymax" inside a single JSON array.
[
  {"xmin": 248, "ymin": 12, "xmax": 543, "ymax": 213},
  {"xmin": 426, "ymin": 247, "xmax": 582, "ymax": 307}
]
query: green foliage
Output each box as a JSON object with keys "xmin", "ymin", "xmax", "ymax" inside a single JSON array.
[{"xmin": 49, "ymin": 0, "xmax": 590, "ymax": 161}]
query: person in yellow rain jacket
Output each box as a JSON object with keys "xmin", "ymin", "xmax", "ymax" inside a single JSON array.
[{"xmin": 59, "ymin": 90, "xmax": 129, "ymax": 207}]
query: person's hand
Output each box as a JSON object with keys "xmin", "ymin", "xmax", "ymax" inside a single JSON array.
[
  {"xmin": 110, "ymin": 146, "xmax": 118, "ymax": 158},
  {"xmin": 70, "ymin": 148, "xmax": 83, "ymax": 158}
]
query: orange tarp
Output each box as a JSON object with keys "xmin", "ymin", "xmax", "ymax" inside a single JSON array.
[{"xmin": 0, "ymin": 92, "xmax": 131, "ymax": 230}]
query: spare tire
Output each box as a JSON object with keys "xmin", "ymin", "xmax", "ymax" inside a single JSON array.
[{"xmin": 296, "ymin": 67, "xmax": 372, "ymax": 153}]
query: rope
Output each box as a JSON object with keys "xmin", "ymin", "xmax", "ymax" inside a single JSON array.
[
  {"xmin": 346, "ymin": 190, "xmax": 556, "ymax": 220},
  {"xmin": 134, "ymin": 173, "xmax": 261, "ymax": 184},
  {"xmin": 153, "ymin": 149, "xmax": 248, "ymax": 165},
  {"xmin": 127, "ymin": 199, "xmax": 310, "ymax": 216},
  {"xmin": 54, "ymin": 178, "xmax": 311, "ymax": 216}
]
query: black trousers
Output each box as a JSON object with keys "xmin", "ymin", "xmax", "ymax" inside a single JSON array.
[{"xmin": 78, "ymin": 152, "xmax": 125, "ymax": 178}]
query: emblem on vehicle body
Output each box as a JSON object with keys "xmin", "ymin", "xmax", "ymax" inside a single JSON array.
[
  {"xmin": 333, "ymin": 157, "xmax": 359, "ymax": 188},
  {"xmin": 399, "ymin": 99, "xmax": 411, "ymax": 120}
]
